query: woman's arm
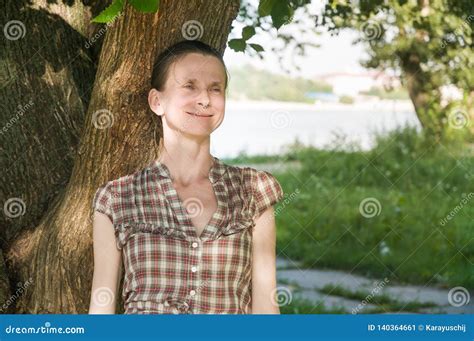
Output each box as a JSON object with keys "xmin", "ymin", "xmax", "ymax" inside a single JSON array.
[
  {"xmin": 88, "ymin": 212, "xmax": 122, "ymax": 314},
  {"xmin": 251, "ymin": 206, "xmax": 280, "ymax": 314}
]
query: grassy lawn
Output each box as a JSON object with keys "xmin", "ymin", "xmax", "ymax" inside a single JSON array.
[{"xmin": 229, "ymin": 127, "xmax": 474, "ymax": 289}]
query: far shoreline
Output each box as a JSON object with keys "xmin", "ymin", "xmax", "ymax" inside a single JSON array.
[{"xmin": 226, "ymin": 98, "xmax": 414, "ymax": 112}]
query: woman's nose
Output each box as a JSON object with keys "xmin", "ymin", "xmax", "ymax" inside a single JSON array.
[{"xmin": 197, "ymin": 90, "xmax": 210, "ymax": 107}]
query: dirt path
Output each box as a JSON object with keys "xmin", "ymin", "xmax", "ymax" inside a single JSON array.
[{"xmin": 276, "ymin": 257, "xmax": 473, "ymax": 314}]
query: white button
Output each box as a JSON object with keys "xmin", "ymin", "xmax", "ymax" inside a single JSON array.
[
  {"xmin": 191, "ymin": 242, "xmax": 198, "ymax": 248},
  {"xmin": 191, "ymin": 266, "xmax": 197, "ymax": 272},
  {"xmin": 189, "ymin": 290, "xmax": 196, "ymax": 296}
]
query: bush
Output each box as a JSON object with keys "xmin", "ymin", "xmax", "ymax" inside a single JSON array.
[{"xmin": 339, "ymin": 95, "xmax": 354, "ymax": 104}]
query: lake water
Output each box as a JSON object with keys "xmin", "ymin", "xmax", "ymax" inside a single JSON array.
[{"xmin": 211, "ymin": 104, "xmax": 420, "ymax": 158}]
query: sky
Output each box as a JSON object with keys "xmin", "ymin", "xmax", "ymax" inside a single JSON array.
[{"xmin": 223, "ymin": 1, "xmax": 370, "ymax": 78}]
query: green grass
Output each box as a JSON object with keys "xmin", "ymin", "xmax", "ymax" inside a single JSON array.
[{"xmin": 229, "ymin": 126, "xmax": 474, "ymax": 288}]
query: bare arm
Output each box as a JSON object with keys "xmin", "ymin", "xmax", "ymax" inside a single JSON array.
[
  {"xmin": 251, "ymin": 206, "xmax": 280, "ymax": 314},
  {"xmin": 88, "ymin": 211, "xmax": 122, "ymax": 314}
]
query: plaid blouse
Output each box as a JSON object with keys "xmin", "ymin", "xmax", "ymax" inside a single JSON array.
[{"xmin": 92, "ymin": 156, "xmax": 284, "ymax": 314}]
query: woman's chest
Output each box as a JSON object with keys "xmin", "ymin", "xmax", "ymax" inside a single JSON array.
[{"xmin": 172, "ymin": 180, "xmax": 218, "ymax": 238}]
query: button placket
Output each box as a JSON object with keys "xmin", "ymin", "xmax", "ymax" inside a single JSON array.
[{"xmin": 188, "ymin": 239, "xmax": 202, "ymax": 309}]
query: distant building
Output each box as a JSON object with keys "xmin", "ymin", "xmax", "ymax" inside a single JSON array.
[
  {"xmin": 317, "ymin": 71, "xmax": 398, "ymax": 97},
  {"xmin": 304, "ymin": 91, "xmax": 340, "ymax": 102}
]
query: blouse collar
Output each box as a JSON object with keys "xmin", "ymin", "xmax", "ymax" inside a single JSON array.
[{"xmin": 149, "ymin": 155, "xmax": 227, "ymax": 184}]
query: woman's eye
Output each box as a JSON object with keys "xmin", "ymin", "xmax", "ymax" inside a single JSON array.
[
  {"xmin": 211, "ymin": 88, "xmax": 221, "ymax": 93},
  {"xmin": 184, "ymin": 84, "xmax": 194, "ymax": 89}
]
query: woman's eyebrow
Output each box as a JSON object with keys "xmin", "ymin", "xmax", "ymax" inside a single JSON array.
[{"xmin": 183, "ymin": 78, "xmax": 223, "ymax": 86}]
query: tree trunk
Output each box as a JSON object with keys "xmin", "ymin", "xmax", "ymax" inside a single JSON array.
[
  {"xmin": 6, "ymin": 0, "xmax": 240, "ymax": 313},
  {"xmin": 0, "ymin": 0, "xmax": 105, "ymax": 312},
  {"xmin": 398, "ymin": 52, "xmax": 445, "ymax": 140}
]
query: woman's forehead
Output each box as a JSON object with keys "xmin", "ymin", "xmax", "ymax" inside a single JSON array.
[{"xmin": 170, "ymin": 53, "xmax": 225, "ymax": 84}]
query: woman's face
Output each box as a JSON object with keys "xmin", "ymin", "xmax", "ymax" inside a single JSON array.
[{"xmin": 150, "ymin": 52, "xmax": 226, "ymax": 139}]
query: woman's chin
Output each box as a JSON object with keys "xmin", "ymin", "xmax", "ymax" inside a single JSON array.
[{"xmin": 175, "ymin": 128, "xmax": 214, "ymax": 139}]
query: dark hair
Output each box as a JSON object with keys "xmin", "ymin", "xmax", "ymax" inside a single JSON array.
[{"xmin": 151, "ymin": 40, "xmax": 229, "ymax": 91}]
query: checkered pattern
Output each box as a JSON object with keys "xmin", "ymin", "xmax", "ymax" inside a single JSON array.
[{"xmin": 92, "ymin": 156, "xmax": 284, "ymax": 314}]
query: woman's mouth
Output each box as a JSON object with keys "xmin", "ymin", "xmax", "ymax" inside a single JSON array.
[{"xmin": 186, "ymin": 111, "xmax": 213, "ymax": 118}]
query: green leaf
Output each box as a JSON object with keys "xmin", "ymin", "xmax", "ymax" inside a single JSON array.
[
  {"xmin": 228, "ymin": 38, "xmax": 247, "ymax": 52},
  {"xmin": 92, "ymin": 0, "xmax": 125, "ymax": 23},
  {"xmin": 249, "ymin": 43, "xmax": 264, "ymax": 52},
  {"xmin": 271, "ymin": 2, "xmax": 294, "ymax": 30},
  {"xmin": 258, "ymin": 0, "xmax": 278, "ymax": 17},
  {"xmin": 129, "ymin": 0, "xmax": 160, "ymax": 13},
  {"xmin": 242, "ymin": 26, "xmax": 256, "ymax": 40}
]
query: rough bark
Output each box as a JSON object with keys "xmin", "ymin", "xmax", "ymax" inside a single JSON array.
[
  {"xmin": 5, "ymin": 0, "xmax": 239, "ymax": 313},
  {"xmin": 0, "ymin": 0, "xmax": 107, "ymax": 312}
]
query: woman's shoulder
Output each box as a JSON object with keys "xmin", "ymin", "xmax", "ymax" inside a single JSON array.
[
  {"xmin": 92, "ymin": 164, "xmax": 156, "ymax": 221},
  {"xmin": 222, "ymin": 161, "xmax": 285, "ymax": 220},
  {"xmin": 223, "ymin": 162, "xmax": 283, "ymax": 198},
  {"xmin": 94, "ymin": 163, "xmax": 154, "ymax": 195},
  {"xmin": 223, "ymin": 161, "xmax": 279, "ymax": 185}
]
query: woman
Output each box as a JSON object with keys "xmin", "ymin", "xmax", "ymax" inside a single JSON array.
[{"xmin": 88, "ymin": 40, "xmax": 284, "ymax": 314}]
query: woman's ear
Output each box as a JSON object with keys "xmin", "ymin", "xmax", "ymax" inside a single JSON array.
[{"xmin": 148, "ymin": 88, "xmax": 164, "ymax": 116}]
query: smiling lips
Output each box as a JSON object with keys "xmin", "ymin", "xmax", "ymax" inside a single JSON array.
[{"xmin": 186, "ymin": 111, "xmax": 213, "ymax": 118}]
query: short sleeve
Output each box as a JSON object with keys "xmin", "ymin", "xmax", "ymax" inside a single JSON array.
[
  {"xmin": 92, "ymin": 183, "xmax": 114, "ymax": 223},
  {"xmin": 252, "ymin": 170, "xmax": 284, "ymax": 220}
]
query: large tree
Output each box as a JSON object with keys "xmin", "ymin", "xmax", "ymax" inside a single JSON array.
[
  {"xmin": 320, "ymin": 0, "xmax": 473, "ymax": 141},
  {"xmin": 1, "ymin": 0, "xmax": 240, "ymax": 314},
  {"xmin": 1, "ymin": 0, "xmax": 319, "ymax": 313}
]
